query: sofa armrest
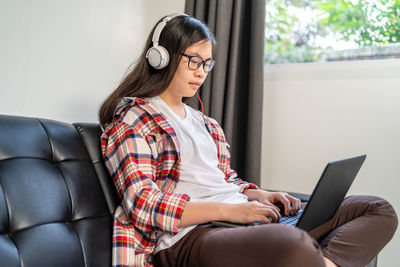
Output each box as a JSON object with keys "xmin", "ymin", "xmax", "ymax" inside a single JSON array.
[
  {"xmin": 285, "ymin": 191, "xmax": 310, "ymax": 202},
  {"xmin": 264, "ymin": 189, "xmax": 310, "ymax": 202},
  {"xmin": 73, "ymin": 122, "xmax": 119, "ymax": 214}
]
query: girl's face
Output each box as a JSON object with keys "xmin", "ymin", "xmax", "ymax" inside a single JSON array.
[{"xmin": 164, "ymin": 40, "xmax": 213, "ymax": 100}]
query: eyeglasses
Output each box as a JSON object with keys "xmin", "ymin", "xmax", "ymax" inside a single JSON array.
[{"xmin": 181, "ymin": 53, "xmax": 215, "ymax": 73}]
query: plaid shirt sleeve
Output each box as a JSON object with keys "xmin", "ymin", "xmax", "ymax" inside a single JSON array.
[
  {"xmin": 206, "ymin": 117, "xmax": 259, "ymax": 192},
  {"xmin": 102, "ymin": 119, "xmax": 189, "ymax": 235}
]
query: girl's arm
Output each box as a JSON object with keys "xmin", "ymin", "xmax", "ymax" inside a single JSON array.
[
  {"xmin": 179, "ymin": 201, "xmax": 281, "ymax": 227},
  {"xmin": 103, "ymin": 120, "xmax": 189, "ymax": 235}
]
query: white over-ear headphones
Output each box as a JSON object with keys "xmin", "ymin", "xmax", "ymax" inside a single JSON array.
[{"xmin": 146, "ymin": 13, "xmax": 188, "ymax": 69}]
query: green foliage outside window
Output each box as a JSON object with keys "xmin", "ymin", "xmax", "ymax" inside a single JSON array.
[{"xmin": 265, "ymin": 0, "xmax": 400, "ymax": 64}]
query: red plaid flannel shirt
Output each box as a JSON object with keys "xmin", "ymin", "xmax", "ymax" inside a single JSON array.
[{"xmin": 101, "ymin": 97, "xmax": 258, "ymax": 267}]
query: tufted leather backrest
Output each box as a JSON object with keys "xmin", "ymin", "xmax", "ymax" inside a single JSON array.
[{"xmin": 0, "ymin": 115, "xmax": 118, "ymax": 267}]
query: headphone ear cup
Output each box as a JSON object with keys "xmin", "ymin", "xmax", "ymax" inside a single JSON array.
[{"xmin": 146, "ymin": 45, "xmax": 170, "ymax": 69}]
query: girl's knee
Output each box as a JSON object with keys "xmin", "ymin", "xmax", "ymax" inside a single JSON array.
[
  {"xmin": 349, "ymin": 195, "xmax": 398, "ymax": 239},
  {"xmin": 346, "ymin": 195, "xmax": 397, "ymax": 220},
  {"xmin": 372, "ymin": 196, "xmax": 398, "ymax": 234}
]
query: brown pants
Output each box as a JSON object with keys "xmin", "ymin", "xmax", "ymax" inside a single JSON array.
[{"xmin": 154, "ymin": 195, "xmax": 398, "ymax": 267}]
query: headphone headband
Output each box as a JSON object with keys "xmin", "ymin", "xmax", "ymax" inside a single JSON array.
[{"xmin": 151, "ymin": 13, "xmax": 187, "ymax": 45}]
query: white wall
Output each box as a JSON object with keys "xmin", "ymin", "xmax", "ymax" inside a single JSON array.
[
  {"xmin": 0, "ymin": 0, "xmax": 185, "ymax": 123},
  {"xmin": 261, "ymin": 59, "xmax": 400, "ymax": 266}
]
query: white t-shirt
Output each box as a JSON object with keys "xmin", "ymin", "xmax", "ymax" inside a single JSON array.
[{"xmin": 146, "ymin": 96, "xmax": 248, "ymax": 253}]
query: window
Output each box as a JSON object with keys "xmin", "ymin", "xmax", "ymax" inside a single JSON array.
[{"xmin": 265, "ymin": 0, "xmax": 400, "ymax": 64}]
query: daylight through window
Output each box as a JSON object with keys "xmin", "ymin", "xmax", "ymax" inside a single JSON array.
[{"xmin": 265, "ymin": 0, "xmax": 400, "ymax": 64}]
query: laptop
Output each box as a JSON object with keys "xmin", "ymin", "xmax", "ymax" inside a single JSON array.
[{"xmin": 211, "ymin": 155, "xmax": 366, "ymax": 232}]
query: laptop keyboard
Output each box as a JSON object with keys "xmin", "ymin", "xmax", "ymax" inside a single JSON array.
[
  {"xmin": 279, "ymin": 209, "xmax": 304, "ymax": 226},
  {"xmin": 247, "ymin": 209, "xmax": 304, "ymax": 227}
]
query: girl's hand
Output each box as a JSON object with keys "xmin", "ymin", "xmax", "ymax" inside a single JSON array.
[
  {"xmin": 222, "ymin": 201, "xmax": 281, "ymax": 224},
  {"xmin": 244, "ymin": 189, "xmax": 301, "ymax": 216}
]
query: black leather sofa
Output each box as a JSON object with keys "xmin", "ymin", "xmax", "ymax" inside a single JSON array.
[
  {"xmin": 0, "ymin": 115, "xmax": 377, "ymax": 267},
  {"xmin": 0, "ymin": 115, "xmax": 118, "ymax": 267}
]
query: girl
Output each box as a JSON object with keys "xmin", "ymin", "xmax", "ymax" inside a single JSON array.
[{"xmin": 100, "ymin": 14, "xmax": 397, "ymax": 267}]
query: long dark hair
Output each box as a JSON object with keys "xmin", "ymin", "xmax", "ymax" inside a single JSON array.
[{"xmin": 99, "ymin": 15, "xmax": 216, "ymax": 126}]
